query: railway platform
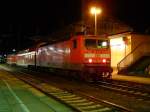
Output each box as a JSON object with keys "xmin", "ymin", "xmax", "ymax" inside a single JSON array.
[
  {"xmin": 0, "ymin": 69, "xmax": 74, "ymax": 112},
  {"xmin": 112, "ymin": 68, "xmax": 150, "ymax": 85}
]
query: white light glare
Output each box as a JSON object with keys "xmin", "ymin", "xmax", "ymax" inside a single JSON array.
[{"xmin": 102, "ymin": 42, "xmax": 107, "ymax": 47}]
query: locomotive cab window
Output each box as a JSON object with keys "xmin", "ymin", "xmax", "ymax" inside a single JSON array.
[
  {"xmin": 85, "ymin": 39, "xmax": 96, "ymax": 48},
  {"xmin": 73, "ymin": 40, "xmax": 77, "ymax": 49},
  {"xmin": 85, "ymin": 39, "xmax": 109, "ymax": 49}
]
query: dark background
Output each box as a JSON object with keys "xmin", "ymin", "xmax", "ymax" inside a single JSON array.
[{"xmin": 0, "ymin": 0, "xmax": 150, "ymax": 54}]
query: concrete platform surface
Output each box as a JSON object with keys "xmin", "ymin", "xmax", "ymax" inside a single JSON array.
[
  {"xmin": 112, "ymin": 69, "xmax": 150, "ymax": 85},
  {"xmin": 0, "ymin": 69, "xmax": 74, "ymax": 112}
]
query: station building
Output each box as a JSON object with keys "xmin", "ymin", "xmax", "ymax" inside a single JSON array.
[{"xmin": 108, "ymin": 32, "xmax": 150, "ymax": 74}]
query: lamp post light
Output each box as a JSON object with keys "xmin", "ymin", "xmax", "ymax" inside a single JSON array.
[{"xmin": 90, "ymin": 7, "xmax": 102, "ymax": 35}]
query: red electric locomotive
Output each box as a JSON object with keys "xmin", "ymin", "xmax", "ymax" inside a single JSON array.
[{"xmin": 7, "ymin": 35, "xmax": 112, "ymax": 81}]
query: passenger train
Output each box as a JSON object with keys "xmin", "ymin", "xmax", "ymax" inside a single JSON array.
[{"xmin": 7, "ymin": 35, "xmax": 113, "ymax": 81}]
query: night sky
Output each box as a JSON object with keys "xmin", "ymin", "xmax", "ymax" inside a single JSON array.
[{"xmin": 0, "ymin": 0, "xmax": 150, "ymax": 54}]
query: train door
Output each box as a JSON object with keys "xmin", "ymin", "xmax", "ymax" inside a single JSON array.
[{"xmin": 70, "ymin": 37, "xmax": 82, "ymax": 69}]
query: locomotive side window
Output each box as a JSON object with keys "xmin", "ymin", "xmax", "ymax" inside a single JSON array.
[{"xmin": 73, "ymin": 40, "xmax": 77, "ymax": 49}]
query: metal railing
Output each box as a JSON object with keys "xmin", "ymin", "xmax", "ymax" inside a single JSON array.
[{"xmin": 117, "ymin": 42, "xmax": 150, "ymax": 73}]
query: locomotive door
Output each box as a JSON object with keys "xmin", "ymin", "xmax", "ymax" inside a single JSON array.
[{"xmin": 70, "ymin": 39, "xmax": 81, "ymax": 69}]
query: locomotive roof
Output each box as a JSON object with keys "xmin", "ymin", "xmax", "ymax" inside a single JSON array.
[
  {"xmin": 38, "ymin": 35, "xmax": 109, "ymax": 47},
  {"xmin": 84, "ymin": 35, "xmax": 109, "ymax": 39}
]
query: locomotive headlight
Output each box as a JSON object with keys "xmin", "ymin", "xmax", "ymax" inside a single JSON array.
[
  {"xmin": 88, "ymin": 58, "xmax": 93, "ymax": 63},
  {"xmin": 102, "ymin": 59, "xmax": 106, "ymax": 63}
]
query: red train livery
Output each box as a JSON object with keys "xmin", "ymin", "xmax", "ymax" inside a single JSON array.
[{"xmin": 7, "ymin": 35, "xmax": 112, "ymax": 81}]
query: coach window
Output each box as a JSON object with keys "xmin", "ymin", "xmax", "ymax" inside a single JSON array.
[{"xmin": 73, "ymin": 40, "xmax": 77, "ymax": 49}]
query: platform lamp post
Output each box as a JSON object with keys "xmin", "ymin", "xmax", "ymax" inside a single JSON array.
[{"xmin": 90, "ymin": 7, "xmax": 102, "ymax": 35}]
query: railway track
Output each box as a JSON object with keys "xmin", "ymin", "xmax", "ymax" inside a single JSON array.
[
  {"xmin": 3, "ymin": 67, "xmax": 133, "ymax": 112},
  {"xmin": 19, "ymin": 67, "xmax": 150, "ymax": 112},
  {"xmin": 93, "ymin": 80, "xmax": 150, "ymax": 100},
  {"xmin": 22, "ymin": 67, "xmax": 150, "ymax": 101}
]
